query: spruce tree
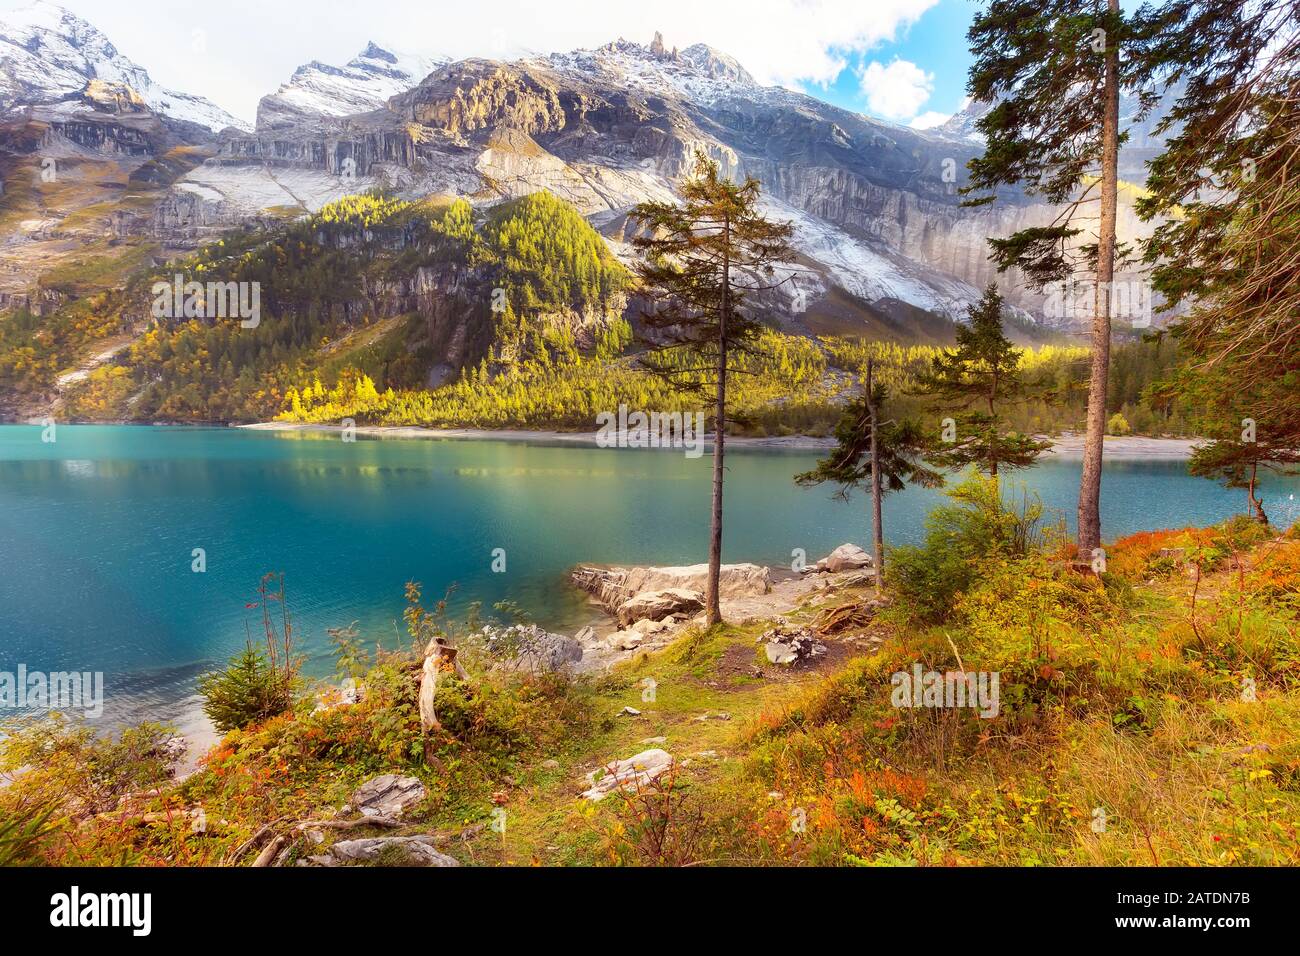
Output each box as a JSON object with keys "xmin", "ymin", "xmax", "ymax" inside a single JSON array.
[
  {"xmin": 796, "ymin": 357, "xmax": 944, "ymax": 589},
  {"xmin": 629, "ymin": 153, "xmax": 794, "ymax": 625},
  {"xmin": 1188, "ymin": 426, "xmax": 1300, "ymax": 525},
  {"xmin": 1134, "ymin": 0, "xmax": 1300, "ymax": 450},
  {"xmin": 914, "ymin": 283, "xmax": 1051, "ymax": 478},
  {"xmin": 963, "ymin": 0, "xmax": 1156, "ymax": 552}
]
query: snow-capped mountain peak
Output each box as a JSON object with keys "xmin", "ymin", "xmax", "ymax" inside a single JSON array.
[
  {"xmin": 678, "ymin": 43, "xmax": 754, "ymax": 85},
  {"xmin": 256, "ymin": 41, "xmax": 446, "ymax": 129},
  {"xmin": 0, "ymin": 0, "xmax": 248, "ymax": 132},
  {"xmin": 936, "ymin": 96, "xmax": 989, "ymax": 143},
  {"xmin": 539, "ymin": 32, "xmax": 764, "ymax": 107}
]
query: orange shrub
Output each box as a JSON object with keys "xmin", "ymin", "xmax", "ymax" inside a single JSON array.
[{"xmin": 1107, "ymin": 527, "xmax": 1209, "ymax": 578}]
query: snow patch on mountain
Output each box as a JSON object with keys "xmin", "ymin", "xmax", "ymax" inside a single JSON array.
[
  {"xmin": 761, "ymin": 196, "xmax": 984, "ymax": 321},
  {"xmin": 257, "ymin": 42, "xmax": 446, "ymax": 128},
  {"xmin": 177, "ymin": 163, "xmax": 379, "ymax": 216},
  {"xmin": 0, "ymin": 1, "xmax": 248, "ymax": 132}
]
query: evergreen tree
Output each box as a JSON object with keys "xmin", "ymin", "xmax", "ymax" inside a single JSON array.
[
  {"xmin": 796, "ymin": 358, "xmax": 944, "ymax": 588},
  {"xmin": 914, "ymin": 283, "xmax": 1051, "ymax": 478},
  {"xmin": 197, "ymin": 643, "xmax": 291, "ymax": 735},
  {"xmin": 1189, "ymin": 425, "xmax": 1300, "ymax": 526},
  {"xmin": 963, "ymin": 0, "xmax": 1157, "ymax": 552},
  {"xmin": 1134, "ymin": 0, "xmax": 1300, "ymax": 450},
  {"xmin": 629, "ymin": 153, "xmax": 794, "ymax": 625}
]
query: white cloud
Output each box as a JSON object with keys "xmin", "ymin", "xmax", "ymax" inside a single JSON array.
[
  {"xmin": 908, "ymin": 110, "xmax": 950, "ymax": 130},
  {"xmin": 32, "ymin": 0, "xmax": 940, "ymax": 123},
  {"xmin": 858, "ymin": 58, "xmax": 934, "ymax": 121}
]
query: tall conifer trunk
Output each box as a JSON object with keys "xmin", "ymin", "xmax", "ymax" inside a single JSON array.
[
  {"xmin": 707, "ymin": 216, "xmax": 730, "ymax": 626},
  {"xmin": 629, "ymin": 155, "xmax": 793, "ymax": 629},
  {"xmin": 866, "ymin": 358, "xmax": 884, "ymax": 591},
  {"xmin": 1079, "ymin": 0, "xmax": 1121, "ymax": 555}
]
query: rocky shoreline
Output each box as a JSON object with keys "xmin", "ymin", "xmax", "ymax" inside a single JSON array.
[
  {"xmin": 564, "ymin": 544, "xmax": 879, "ymax": 670},
  {"xmin": 240, "ymin": 421, "xmax": 1201, "ymax": 458},
  {"xmin": 162, "ymin": 547, "xmax": 877, "ymax": 771},
  {"xmin": 1043, "ymin": 432, "xmax": 1200, "ymax": 459},
  {"xmin": 5, "ymin": 419, "xmax": 1202, "ymax": 458},
  {"xmin": 238, "ymin": 421, "xmax": 840, "ymax": 450}
]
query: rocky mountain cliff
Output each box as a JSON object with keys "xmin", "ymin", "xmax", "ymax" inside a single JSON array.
[
  {"xmin": 1, "ymin": 5, "xmax": 1167, "ymax": 338},
  {"xmin": 152, "ymin": 32, "xmax": 1162, "ymax": 331},
  {"xmin": 0, "ymin": 2, "xmax": 237, "ymax": 308}
]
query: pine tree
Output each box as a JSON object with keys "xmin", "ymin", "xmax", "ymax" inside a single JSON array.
[
  {"xmin": 629, "ymin": 153, "xmax": 794, "ymax": 625},
  {"xmin": 913, "ymin": 283, "xmax": 1051, "ymax": 477},
  {"xmin": 796, "ymin": 358, "xmax": 944, "ymax": 589},
  {"xmin": 1189, "ymin": 424, "xmax": 1300, "ymax": 525},
  {"xmin": 1134, "ymin": 0, "xmax": 1300, "ymax": 450},
  {"xmin": 963, "ymin": 0, "xmax": 1156, "ymax": 553}
]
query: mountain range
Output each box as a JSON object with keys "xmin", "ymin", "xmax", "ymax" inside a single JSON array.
[{"xmin": 1, "ymin": 2, "xmax": 1165, "ymax": 349}]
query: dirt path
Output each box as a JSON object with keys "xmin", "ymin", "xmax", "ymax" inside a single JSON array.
[{"xmin": 471, "ymin": 577, "xmax": 887, "ymax": 865}]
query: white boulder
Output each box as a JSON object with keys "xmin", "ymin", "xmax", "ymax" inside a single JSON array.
[
  {"xmin": 582, "ymin": 749, "xmax": 675, "ymax": 801},
  {"xmin": 806, "ymin": 543, "xmax": 874, "ymax": 574}
]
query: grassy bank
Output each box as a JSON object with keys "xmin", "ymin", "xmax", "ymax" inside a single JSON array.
[{"xmin": 3, "ymin": 492, "xmax": 1297, "ymax": 867}]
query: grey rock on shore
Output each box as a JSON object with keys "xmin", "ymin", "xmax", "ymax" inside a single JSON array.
[
  {"xmin": 351, "ymin": 774, "xmax": 426, "ymax": 820},
  {"xmin": 803, "ymin": 543, "xmax": 874, "ymax": 574},
  {"xmin": 572, "ymin": 562, "xmax": 771, "ymax": 624},
  {"xmin": 478, "ymin": 623, "xmax": 583, "ymax": 671}
]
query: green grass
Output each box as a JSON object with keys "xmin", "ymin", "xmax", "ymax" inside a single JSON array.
[{"xmin": 3, "ymin": 523, "xmax": 1298, "ymax": 867}]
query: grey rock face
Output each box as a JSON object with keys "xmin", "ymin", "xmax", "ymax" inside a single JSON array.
[
  {"xmin": 305, "ymin": 835, "xmax": 459, "ymax": 867},
  {"xmin": 616, "ymin": 588, "xmax": 706, "ymax": 627},
  {"xmin": 478, "ymin": 623, "xmax": 584, "ymax": 672},
  {"xmin": 351, "ymin": 774, "xmax": 427, "ymax": 819},
  {"xmin": 573, "ymin": 563, "xmax": 771, "ymax": 619}
]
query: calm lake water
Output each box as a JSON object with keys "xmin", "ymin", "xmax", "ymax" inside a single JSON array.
[{"xmin": 2, "ymin": 424, "xmax": 1298, "ymax": 730}]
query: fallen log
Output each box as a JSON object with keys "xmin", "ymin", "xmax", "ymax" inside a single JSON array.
[
  {"xmin": 815, "ymin": 601, "xmax": 877, "ymax": 634},
  {"xmin": 223, "ymin": 822, "xmax": 277, "ymax": 866},
  {"xmin": 252, "ymin": 833, "xmax": 291, "ymax": 867}
]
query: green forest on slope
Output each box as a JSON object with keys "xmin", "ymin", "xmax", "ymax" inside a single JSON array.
[
  {"xmin": 1, "ymin": 188, "xmax": 1193, "ymax": 436},
  {"xmin": 1, "ymin": 190, "xmax": 630, "ymax": 421}
]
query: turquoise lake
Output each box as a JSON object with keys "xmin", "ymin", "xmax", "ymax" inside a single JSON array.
[{"xmin": 2, "ymin": 424, "xmax": 1298, "ymax": 730}]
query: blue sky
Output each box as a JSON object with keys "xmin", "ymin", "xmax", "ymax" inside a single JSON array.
[
  {"xmin": 3, "ymin": 0, "xmax": 985, "ymax": 128},
  {"xmin": 806, "ymin": 0, "xmax": 981, "ymax": 126}
]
